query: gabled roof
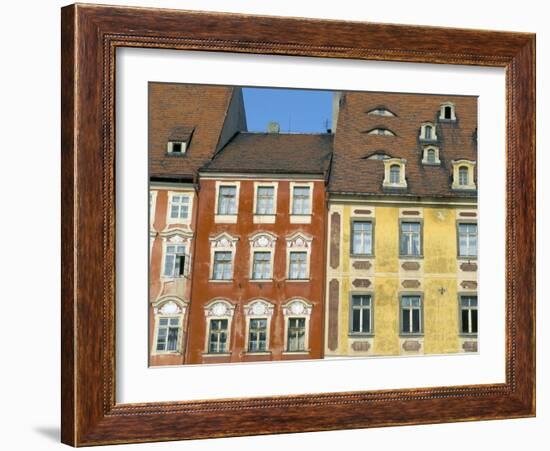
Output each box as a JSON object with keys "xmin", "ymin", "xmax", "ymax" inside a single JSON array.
[
  {"xmin": 149, "ymin": 83, "xmax": 246, "ymax": 179},
  {"xmin": 329, "ymin": 91, "xmax": 478, "ymax": 197},
  {"xmin": 200, "ymin": 132, "xmax": 333, "ymax": 177}
]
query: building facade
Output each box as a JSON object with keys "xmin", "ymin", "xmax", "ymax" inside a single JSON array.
[
  {"xmin": 324, "ymin": 92, "xmax": 478, "ymax": 357},
  {"xmin": 185, "ymin": 133, "xmax": 332, "ymax": 364}
]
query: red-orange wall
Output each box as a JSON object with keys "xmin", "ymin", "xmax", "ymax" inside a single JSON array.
[{"xmin": 186, "ymin": 178, "xmax": 327, "ymax": 364}]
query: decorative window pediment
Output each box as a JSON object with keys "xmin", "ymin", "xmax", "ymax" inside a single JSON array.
[
  {"xmin": 160, "ymin": 228, "xmax": 193, "ymax": 242},
  {"xmin": 244, "ymin": 299, "xmax": 275, "ymax": 317},
  {"xmin": 286, "ymin": 232, "xmax": 313, "ymax": 249},
  {"xmin": 363, "ymin": 151, "xmax": 393, "ymax": 160},
  {"xmin": 249, "ymin": 232, "xmax": 277, "ymax": 249},
  {"xmin": 209, "ymin": 232, "xmax": 239, "ymax": 249},
  {"xmin": 283, "ymin": 299, "xmax": 313, "ymax": 317},
  {"xmin": 152, "ymin": 296, "xmax": 188, "ymax": 315},
  {"xmin": 204, "ymin": 299, "xmax": 235, "ymax": 317}
]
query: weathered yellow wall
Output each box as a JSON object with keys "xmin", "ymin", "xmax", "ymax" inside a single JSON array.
[{"xmin": 327, "ymin": 201, "xmax": 474, "ymax": 357}]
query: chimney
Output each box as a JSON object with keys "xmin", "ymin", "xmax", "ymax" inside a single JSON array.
[{"xmin": 267, "ymin": 121, "xmax": 280, "ymax": 133}]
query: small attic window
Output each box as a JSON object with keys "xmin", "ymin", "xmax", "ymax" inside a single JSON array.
[
  {"xmin": 422, "ymin": 146, "xmax": 441, "ymax": 165},
  {"xmin": 365, "ymin": 152, "xmax": 392, "ymax": 160},
  {"xmin": 367, "ymin": 128, "xmax": 396, "ymax": 136},
  {"xmin": 419, "ymin": 122, "xmax": 437, "ymax": 141},
  {"xmin": 167, "ymin": 141, "xmax": 187, "ymax": 154},
  {"xmin": 439, "ymin": 102, "xmax": 456, "ymax": 121},
  {"xmin": 367, "ymin": 108, "xmax": 396, "ymax": 117}
]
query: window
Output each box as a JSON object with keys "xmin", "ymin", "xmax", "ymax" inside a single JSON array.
[
  {"xmin": 420, "ymin": 123, "xmax": 437, "ymax": 141},
  {"xmin": 367, "ymin": 128, "xmax": 396, "ymax": 136},
  {"xmin": 389, "ymin": 165, "xmax": 401, "ymax": 184},
  {"xmin": 367, "ymin": 108, "xmax": 396, "ymax": 117},
  {"xmin": 248, "ymin": 318, "xmax": 268, "ymax": 352},
  {"xmin": 365, "ymin": 152, "xmax": 392, "ymax": 160},
  {"xmin": 163, "ymin": 244, "xmax": 186, "ymax": 277},
  {"xmin": 424, "ymin": 125, "xmax": 433, "ymax": 139},
  {"xmin": 289, "ymin": 251, "xmax": 307, "ymax": 279},
  {"xmin": 252, "ymin": 251, "xmax": 271, "ymax": 280},
  {"xmin": 352, "ymin": 221, "xmax": 373, "ymax": 255},
  {"xmin": 155, "ymin": 317, "xmax": 180, "ymax": 352},
  {"xmin": 427, "ymin": 149, "xmax": 436, "ymax": 163},
  {"xmin": 460, "ymin": 295, "xmax": 478, "ymax": 335},
  {"xmin": 350, "ymin": 294, "xmax": 372, "ymax": 334},
  {"xmin": 458, "ymin": 166, "xmax": 469, "ymax": 185},
  {"xmin": 217, "ymin": 186, "xmax": 237, "ymax": 215},
  {"xmin": 287, "ymin": 318, "xmax": 306, "ymax": 352},
  {"xmin": 208, "ymin": 319, "xmax": 228, "ymax": 353},
  {"xmin": 256, "ymin": 186, "xmax": 275, "ymax": 214},
  {"xmin": 440, "ymin": 103, "xmax": 456, "ymax": 121},
  {"xmin": 401, "ymin": 295, "xmax": 422, "ymax": 334},
  {"xmin": 167, "ymin": 141, "xmax": 187, "ymax": 154},
  {"xmin": 292, "ymin": 186, "xmax": 311, "ymax": 215},
  {"xmin": 444, "ymin": 106, "xmax": 452, "ymax": 119},
  {"xmin": 458, "ymin": 223, "xmax": 477, "ymax": 257},
  {"xmin": 400, "ymin": 222, "xmax": 421, "ymax": 256},
  {"xmin": 169, "ymin": 194, "xmax": 190, "ymax": 220},
  {"xmin": 212, "ymin": 251, "xmax": 232, "ymax": 280}
]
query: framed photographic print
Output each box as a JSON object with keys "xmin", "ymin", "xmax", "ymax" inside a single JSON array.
[{"xmin": 61, "ymin": 3, "xmax": 535, "ymax": 446}]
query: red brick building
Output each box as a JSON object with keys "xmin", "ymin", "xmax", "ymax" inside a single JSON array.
[
  {"xmin": 185, "ymin": 133, "xmax": 332, "ymax": 364},
  {"xmin": 148, "ymin": 83, "xmax": 246, "ymax": 366}
]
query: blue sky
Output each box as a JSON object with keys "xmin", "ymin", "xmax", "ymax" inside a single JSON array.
[{"xmin": 242, "ymin": 87, "xmax": 334, "ymax": 133}]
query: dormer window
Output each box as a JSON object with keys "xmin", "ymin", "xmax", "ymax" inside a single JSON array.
[
  {"xmin": 383, "ymin": 158, "xmax": 407, "ymax": 189},
  {"xmin": 167, "ymin": 141, "xmax": 187, "ymax": 154},
  {"xmin": 451, "ymin": 160, "xmax": 476, "ymax": 190},
  {"xmin": 439, "ymin": 102, "xmax": 456, "ymax": 121},
  {"xmin": 367, "ymin": 128, "xmax": 396, "ymax": 136},
  {"xmin": 367, "ymin": 107, "xmax": 396, "ymax": 117},
  {"xmin": 420, "ymin": 122, "xmax": 437, "ymax": 141},
  {"xmin": 422, "ymin": 146, "xmax": 441, "ymax": 165},
  {"xmin": 364, "ymin": 151, "xmax": 392, "ymax": 160}
]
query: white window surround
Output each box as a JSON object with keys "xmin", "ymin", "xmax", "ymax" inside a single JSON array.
[
  {"xmin": 209, "ymin": 232, "xmax": 239, "ymax": 281},
  {"xmin": 451, "ymin": 160, "xmax": 477, "ymax": 190},
  {"xmin": 253, "ymin": 181, "xmax": 278, "ymax": 224},
  {"xmin": 203, "ymin": 299, "xmax": 235, "ymax": 355},
  {"xmin": 149, "ymin": 190, "xmax": 158, "ymax": 229},
  {"xmin": 167, "ymin": 141, "xmax": 187, "ymax": 154},
  {"xmin": 382, "ymin": 158, "xmax": 408, "ymax": 189},
  {"xmin": 149, "ymin": 230, "xmax": 156, "ymax": 262},
  {"xmin": 282, "ymin": 299, "xmax": 313, "ymax": 354},
  {"xmin": 439, "ymin": 102, "xmax": 457, "ymax": 121},
  {"xmin": 419, "ymin": 122, "xmax": 437, "ymax": 141},
  {"xmin": 289, "ymin": 181, "xmax": 314, "ymax": 224},
  {"xmin": 285, "ymin": 231, "xmax": 313, "ymax": 281},
  {"xmin": 422, "ymin": 146, "xmax": 441, "ymax": 165},
  {"xmin": 159, "ymin": 229, "xmax": 193, "ymax": 279},
  {"xmin": 166, "ymin": 191, "xmax": 194, "ymax": 225},
  {"xmin": 214, "ymin": 181, "xmax": 240, "ymax": 223},
  {"xmin": 243, "ymin": 299, "xmax": 275, "ymax": 354},
  {"xmin": 249, "ymin": 232, "xmax": 277, "ymax": 281},
  {"xmin": 151, "ymin": 297, "xmax": 187, "ymax": 356}
]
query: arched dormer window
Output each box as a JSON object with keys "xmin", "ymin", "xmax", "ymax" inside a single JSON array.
[
  {"xmin": 383, "ymin": 158, "xmax": 407, "ymax": 189},
  {"xmin": 422, "ymin": 146, "xmax": 441, "ymax": 165},
  {"xmin": 420, "ymin": 122, "xmax": 437, "ymax": 141},
  {"xmin": 439, "ymin": 102, "xmax": 456, "ymax": 121},
  {"xmin": 367, "ymin": 107, "xmax": 396, "ymax": 117},
  {"xmin": 366, "ymin": 128, "xmax": 396, "ymax": 136},
  {"xmin": 451, "ymin": 160, "xmax": 476, "ymax": 190},
  {"xmin": 363, "ymin": 151, "xmax": 392, "ymax": 160}
]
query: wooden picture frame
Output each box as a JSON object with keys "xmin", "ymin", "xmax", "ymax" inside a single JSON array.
[{"xmin": 61, "ymin": 3, "xmax": 535, "ymax": 446}]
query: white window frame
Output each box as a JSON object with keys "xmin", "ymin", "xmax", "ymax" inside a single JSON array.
[
  {"xmin": 422, "ymin": 146, "xmax": 441, "ymax": 165},
  {"xmin": 249, "ymin": 232, "xmax": 277, "ymax": 281},
  {"xmin": 349, "ymin": 293, "xmax": 374, "ymax": 336},
  {"xmin": 458, "ymin": 222, "xmax": 478, "ymax": 258},
  {"xmin": 459, "ymin": 294, "xmax": 478, "ymax": 336},
  {"xmin": 160, "ymin": 231, "xmax": 192, "ymax": 279},
  {"xmin": 282, "ymin": 299, "xmax": 313, "ymax": 354},
  {"xmin": 209, "ymin": 232, "xmax": 239, "ymax": 282},
  {"xmin": 400, "ymin": 294, "xmax": 424, "ymax": 336},
  {"xmin": 451, "ymin": 160, "xmax": 477, "ymax": 190},
  {"xmin": 166, "ymin": 191, "xmax": 193, "ymax": 225},
  {"xmin": 382, "ymin": 158, "xmax": 407, "ymax": 188},
  {"xmin": 214, "ymin": 181, "xmax": 240, "ymax": 223},
  {"xmin": 149, "ymin": 190, "xmax": 158, "ymax": 229},
  {"xmin": 420, "ymin": 122, "xmax": 437, "ymax": 141},
  {"xmin": 286, "ymin": 232, "xmax": 313, "ymax": 281},
  {"xmin": 253, "ymin": 181, "xmax": 278, "ymax": 224},
  {"xmin": 289, "ymin": 181, "xmax": 314, "ymax": 223},
  {"xmin": 203, "ymin": 299, "xmax": 235, "ymax": 355},
  {"xmin": 166, "ymin": 140, "xmax": 187, "ymax": 154},
  {"xmin": 439, "ymin": 102, "xmax": 457, "ymax": 121},
  {"xmin": 399, "ymin": 221, "xmax": 422, "ymax": 258},
  {"xmin": 243, "ymin": 299, "xmax": 274, "ymax": 354},
  {"xmin": 151, "ymin": 297, "xmax": 187, "ymax": 356}
]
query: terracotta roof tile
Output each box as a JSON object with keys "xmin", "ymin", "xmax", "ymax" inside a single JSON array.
[{"xmin": 329, "ymin": 91, "xmax": 478, "ymax": 197}]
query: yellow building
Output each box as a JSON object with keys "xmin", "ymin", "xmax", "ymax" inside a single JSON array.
[{"xmin": 325, "ymin": 91, "xmax": 478, "ymax": 357}]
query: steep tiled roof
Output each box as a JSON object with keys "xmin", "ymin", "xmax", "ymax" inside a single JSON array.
[
  {"xmin": 329, "ymin": 91, "xmax": 478, "ymax": 197},
  {"xmin": 149, "ymin": 83, "xmax": 246, "ymax": 179},
  {"xmin": 201, "ymin": 132, "xmax": 333, "ymax": 176}
]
